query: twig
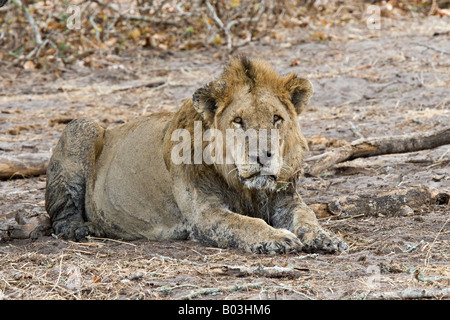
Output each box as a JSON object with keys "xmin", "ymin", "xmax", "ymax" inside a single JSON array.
[
  {"xmin": 335, "ymin": 214, "xmax": 365, "ymax": 221},
  {"xmin": 306, "ymin": 125, "xmax": 450, "ymax": 176},
  {"xmin": 413, "ymin": 42, "xmax": 450, "ymax": 56},
  {"xmin": 122, "ymin": 14, "xmax": 181, "ymax": 26},
  {"xmin": 347, "ymin": 121, "xmax": 365, "ymax": 139},
  {"xmin": 416, "ymin": 274, "xmax": 450, "ymax": 282},
  {"xmin": 428, "ymin": 0, "xmax": 438, "ymax": 16},
  {"xmin": 205, "ymin": 0, "xmax": 232, "ymax": 52},
  {"xmin": 67, "ymin": 240, "xmax": 104, "ymax": 247},
  {"xmin": 367, "ymin": 287, "xmax": 450, "ymax": 300},
  {"xmin": 402, "ymin": 240, "xmax": 424, "ymax": 253},
  {"xmin": 269, "ymin": 285, "xmax": 315, "ymax": 300},
  {"xmin": 424, "ymin": 217, "xmax": 450, "ymax": 266},
  {"xmin": 26, "ymin": 38, "xmax": 59, "ymax": 61},
  {"xmin": 89, "ymin": 15, "xmax": 101, "ymax": 42},
  {"xmin": 205, "ymin": 0, "xmax": 266, "ymax": 52},
  {"xmin": 226, "ymin": 0, "xmax": 266, "ymax": 31},
  {"xmin": 220, "ymin": 265, "xmax": 307, "ymax": 279},
  {"xmin": 415, "ymin": 269, "xmax": 450, "ymax": 283},
  {"xmin": 12, "ymin": 0, "xmax": 42, "ymax": 45},
  {"xmin": 49, "ymin": 254, "xmax": 64, "ymax": 294},
  {"xmin": 437, "ymin": 149, "xmax": 449, "ymax": 162},
  {"xmin": 149, "ymin": 253, "xmax": 203, "ymax": 266},
  {"xmin": 86, "ymin": 236, "xmax": 137, "ymax": 247},
  {"xmin": 179, "ymin": 282, "xmax": 263, "ymax": 300},
  {"xmin": 155, "ymin": 284, "xmax": 199, "ymax": 293}
]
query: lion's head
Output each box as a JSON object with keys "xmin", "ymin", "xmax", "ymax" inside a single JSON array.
[{"xmin": 189, "ymin": 57, "xmax": 313, "ymax": 191}]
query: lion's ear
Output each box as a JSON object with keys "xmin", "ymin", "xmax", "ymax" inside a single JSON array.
[
  {"xmin": 285, "ymin": 77, "xmax": 313, "ymax": 115},
  {"xmin": 192, "ymin": 85, "xmax": 218, "ymax": 123}
]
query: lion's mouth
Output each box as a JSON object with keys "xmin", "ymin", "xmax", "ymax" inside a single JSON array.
[
  {"xmin": 240, "ymin": 172, "xmax": 277, "ymax": 180},
  {"xmin": 239, "ymin": 172, "xmax": 278, "ymax": 190}
]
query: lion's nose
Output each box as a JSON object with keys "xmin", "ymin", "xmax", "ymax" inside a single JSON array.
[
  {"xmin": 251, "ymin": 150, "xmax": 272, "ymax": 166},
  {"xmin": 249, "ymin": 154, "xmax": 266, "ymax": 166},
  {"xmin": 249, "ymin": 150, "xmax": 273, "ymax": 166}
]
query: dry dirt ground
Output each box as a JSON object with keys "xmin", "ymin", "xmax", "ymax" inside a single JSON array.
[{"xmin": 0, "ymin": 15, "xmax": 449, "ymax": 300}]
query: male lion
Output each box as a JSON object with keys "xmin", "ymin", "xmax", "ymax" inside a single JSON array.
[{"xmin": 45, "ymin": 57, "xmax": 348, "ymax": 254}]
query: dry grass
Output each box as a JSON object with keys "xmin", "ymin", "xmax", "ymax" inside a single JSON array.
[{"xmin": 1, "ymin": 207, "xmax": 449, "ymax": 300}]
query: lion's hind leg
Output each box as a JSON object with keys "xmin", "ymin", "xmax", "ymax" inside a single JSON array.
[{"xmin": 45, "ymin": 119, "xmax": 104, "ymax": 241}]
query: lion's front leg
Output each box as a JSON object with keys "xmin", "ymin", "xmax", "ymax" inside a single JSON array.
[
  {"xmin": 273, "ymin": 195, "xmax": 348, "ymax": 253},
  {"xmin": 172, "ymin": 178, "xmax": 302, "ymax": 254},
  {"xmin": 189, "ymin": 208, "xmax": 303, "ymax": 254}
]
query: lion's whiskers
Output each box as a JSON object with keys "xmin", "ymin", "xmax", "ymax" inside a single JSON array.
[
  {"xmin": 280, "ymin": 163, "xmax": 292, "ymax": 175},
  {"xmin": 227, "ymin": 167, "xmax": 238, "ymax": 176}
]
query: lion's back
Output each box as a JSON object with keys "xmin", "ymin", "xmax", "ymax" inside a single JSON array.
[{"xmin": 89, "ymin": 113, "xmax": 188, "ymax": 240}]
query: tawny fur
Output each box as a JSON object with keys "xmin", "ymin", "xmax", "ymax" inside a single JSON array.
[{"xmin": 45, "ymin": 57, "xmax": 348, "ymax": 254}]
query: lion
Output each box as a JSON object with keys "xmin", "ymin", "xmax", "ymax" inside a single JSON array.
[{"xmin": 45, "ymin": 56, "xmax": 348, "ymax": 254}]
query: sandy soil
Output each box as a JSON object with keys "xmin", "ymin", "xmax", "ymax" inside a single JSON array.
[{"xmin": 0, "ymin": 15, "xmax": 449, "ymax": 300}]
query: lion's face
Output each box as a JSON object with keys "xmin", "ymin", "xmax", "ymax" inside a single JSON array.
[
  {"xmin": 216, "ymin": 88, "xmax": 291, "ymax": 190},
  {"xmin": 192, "ymin": 57, "xmax": 313, "ymax": 191}
]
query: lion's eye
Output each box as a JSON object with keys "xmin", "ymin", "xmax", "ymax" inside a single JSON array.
[
  {"xmin": 233, "ymin": 117, "xmax": 243, "ymax": 125},
  {"xmin": 273, "ymin": 115, "xmax": 282, "ymax": 123}
]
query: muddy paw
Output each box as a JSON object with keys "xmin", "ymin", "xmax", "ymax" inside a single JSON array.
[
  {"xmin": 298, "ymin": 226, "xmax": 348, "ymax": 254},
  {"xmin": 53, "ymin": 220, "xmax": 104, "ymax": 241},
  {"xmin": 251, "ymin": 229, "xmax": 303, "ymax": 254}
]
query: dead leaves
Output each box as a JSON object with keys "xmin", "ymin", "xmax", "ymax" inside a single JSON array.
[
  {"xmin": 23, "ymin": 60, "xmax": 36, "ymax": 70},
  {"xmin": 2, "ymin": 0, "xmax": 448, "ymax": 71}
]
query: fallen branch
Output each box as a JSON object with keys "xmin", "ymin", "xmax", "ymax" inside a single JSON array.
[
  {"xmin": 413, "ymin": 42, "xmax": 450, "ymax": 56},
  {"xmin": 0, "ymin": 153, "xmax": 51, "ymax": 179},
  {"xmin": 12, "ymin": 0, "xmax": 42, "ymax": 45},
  {"xmin": 109, "ymin": 79, "xmax": 166, "ymax": 92},
  {"xmin": 306, "ymin": 125, "xmax": 450, "ymax": 176},
  {"xmin": 367, "ymin": 287, "xmax": 450, "ymax": 300},
  {"xmin": 328, "ymin": 187, "xmax": 446, "ymax": 218},
  {"xmin": 424, "ymin": 217, "xmax": 450, "ymax": 266},
  {"xmin": 218, "ymin": 265, "xmax": 308, "ymax": 279},
  {"xmin": 226, "ymin": 0, "xmax": 266, "ymax": 36},
  {"xmin": 0, "ymin": 212, "xmax": 51, "ymax": 241},
  {"xmin": 179, "ymin": 282, "xmax": 263, "ymax": 300},
  {"xmin": 122, "ymin": 14, "xmax": 182, "ymax": 26},
  {"xmin": 205, "ymin": 0, "xmax": 266, "ymax": 52},
  {"xmin": 308, "ymin": 187, "xmax": 449, "ymax": 219},
  {"xmin": 205, "ymin": 0, "xmax": 232, "ymax": 52},
  {"xmin": 268, "ymin": 285, "xmax": 315, "ymax": 300}
]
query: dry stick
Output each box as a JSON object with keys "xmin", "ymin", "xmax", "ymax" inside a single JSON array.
[
  {"xmin": 306, "ymin": 125, "xmax": 450, "ymax": 176},
  {"xmin": 206, "ymin": 0, "xmax": 266, "ymax": 52},
  {"xmin": 12, "ymin": 0, "xmax": 42, "ymax": 45},
  {"xmin": 428, "ymin": 0, "xmax": 438, "ymax": 16},
  {"xmin": 179, "ymin": 282, "xmax": 263, "ymax": 300},
  {"xmin": 269, "ymin": 285, "xmax": 315, "ymax": 300},
  {"xmin": 221, "ymin": 265, "xmax": 307, "ymax": 279},
  {"xmin": 49, "ymin": 254, "xmax": 65, "ymax": 295},
  {"xmin": 226, "ymin": 0, "xmax": 266, "ymax": 36},
  {"xmin": 86, "ymin": 236, "xmax": 137, "ymax": 247},
  {"xmin": 122, "ymin": 14, "xmax": 182, "ymax": 26},
  {"xmin": 149, "ymin": 253, "xmax": 203, "ymax": 266},
  {"xmin": 9, "ymin": 1, "xmax": 59, "ymax": 62},
  {"xmin": 424, "ymin": 217, "xmax": 450, "ymax": 267},
  {"xmin": 368, "ymin": 287, "xmax": 450, "ymax": 300},
  {"xmin": 205, "ymin": 1, "xmax": 232, "ymax": 52},
  {"xmin": 0, "ymin": 153, "xmax": 51, "ymax": 180},
  {"xmin": 327, "ymin": 187, "xmax": 436, "ymax": 218},
  {"xmin": 413, "ymin": 42, "xmax": 450, "ymax": 56}
]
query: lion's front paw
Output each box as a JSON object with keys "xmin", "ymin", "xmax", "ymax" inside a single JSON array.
[
  {"xmin": 53, "ymin": 220, "xmax": 104, "ymax": 241},
  {"xmin": 251, "ymin": 229, "xmax": 303, "ymax": 254},
  {"xmin": 297, "ymin": 226, "xmax": 348, "ymax": 254}
]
